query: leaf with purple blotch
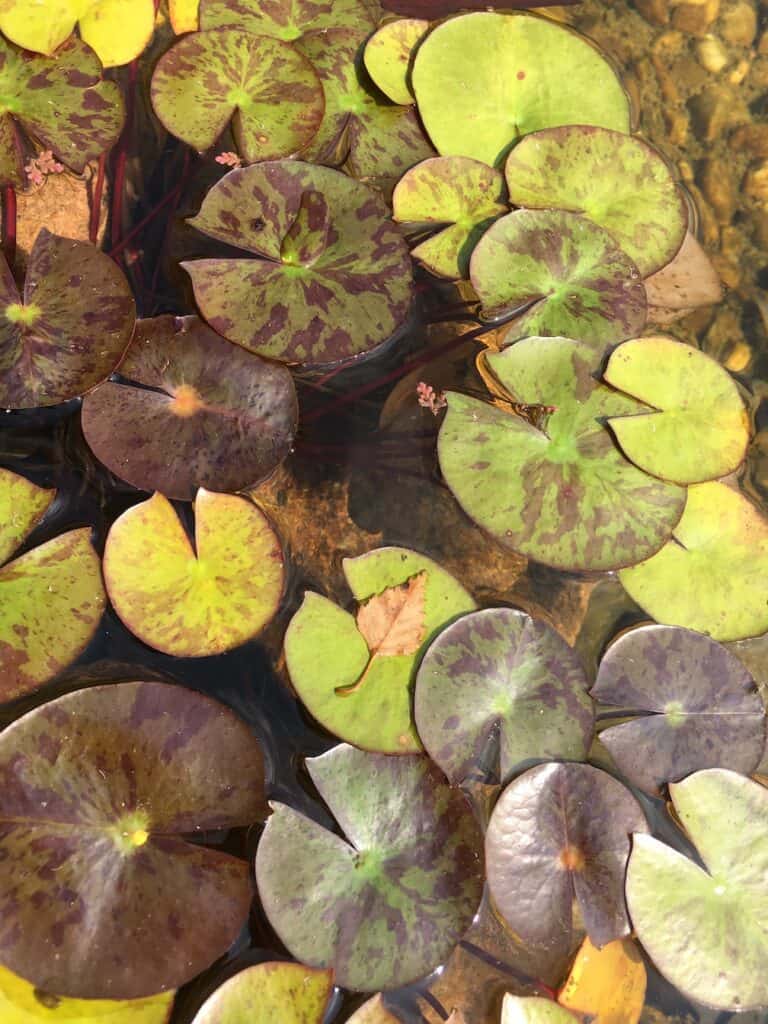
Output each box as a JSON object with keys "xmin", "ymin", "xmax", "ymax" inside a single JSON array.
[
  {"xmin": 486, "ymin": 762, "xmax": 648, "ymax": 955},
  {"xmin": 0, "ymin": 229, "xmax": 135, "ymax": 409},
  {"xmin": 592, "ymin": 624, "xmax": 766, "ymax": 796},
  {"xmin": 256, "ymin": 743, "xmax": 484, "ymax": 991},
  {"xmin": 0, "ymin": 680, "xmax": 267, "ymax": 1000},
  {"xmin": 151, "ymin": 29, "xmax": 324, "ymax": 163},
  {"xmin": 414, "ymin": 607, "xmax": 594, "ymax": 787},
  {"xmin": 183, "ymin": 160, "xmax": 413, "ymax": 366},
  {"xmin": 190, "ymin": 961, "xmax": 333, "ymax": 1024},
  {"xmin": 0, "ymin": 35, "xmax": 124, "ymax": 188},
  {"xmin": 199, "ymin": 0, "xmax": 380, "ymax": 39},
  {"xmin": 363, "ymin": 18, "xmax": 428, "ymax": 105}
]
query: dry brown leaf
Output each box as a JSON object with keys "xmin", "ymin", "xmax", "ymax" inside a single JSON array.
[
  {"xmin": 558, "ymin": 936, "xmax": 646, "ymax": 1024},
  {"xmin": 645, "ymin": 232, "xmax": 723, "ymax": 325}
]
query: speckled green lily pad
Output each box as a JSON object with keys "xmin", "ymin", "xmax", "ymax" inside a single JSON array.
[
  {"xmin": 363, "ymin": 18, "xmax": 428, "ymax": 104},
  {"xmin": 190, "ymin": 962, "xmax": 333, "ymax": 1024},
  {"xmin": 199, "ymin": 0, "xmax": 380, "ymax": 40},
  {"xmin": 256, "ymin": 743, "xmax": 484, "ymax": 991}
]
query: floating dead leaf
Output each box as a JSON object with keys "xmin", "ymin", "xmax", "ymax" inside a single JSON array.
[
  {"xmin": 645, "ymin": 233, "xmax": 723, "ymax": 325},
  {"xmin": 557, "ymin": 936, "xmax": 646, "ymax": 1024}
]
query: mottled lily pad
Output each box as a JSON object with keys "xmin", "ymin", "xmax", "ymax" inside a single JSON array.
[
  {"xmin": 626, "ymin": 769, "xmax": 768, "ymax": 1010},
  {"xmin": 486, "ymin": 762, "xmax": 648, "ymax": 952},
  {"xmin": 363, "ymin": 18, "xmax": 428, "ymax": 105},
  {"xmin": 469, "ymin": 209, "xmax": 646, "ymax": 347},
  {"xmin": 414, "ymin": 607, "xmax": 593, "ymax": 786},
  {"xmin": 0, "ymin": 36, "xmax": 124, "ymax": 188},
  {"xmin": 502, "ymin": 996, "xmax": 577, "ymax": 1024},
  {"xmin": 644, "ymin": 232, "xmax": 723, "ymax": 325},
  {"xmin": 393, "ymin": 157, "xmax": 507, "ymax": 279},
  {"xmin": 199, "ymin": 0, "xmax": 379, "ymax": 39},
  {"xmin": 0, "ymin": 467, "xmax": 105, "ymax": 703},
  {"xmin": 184, "ymin": 161, "xmax": 412, "ymax": 365},
  {"xmin": 412, "ymin": 12, "xmax": 630, "ymax": 167},
  {"xmin": 438, "ymin": 337, "xmax": 685, "ymax": 571},
  {"xmin": 151, "ymin": 30, "xmax": 324, "ymax": 163},
  {"xmin": 619, "ymin": 482, "xmax": 768, "ymax": 641},
  {"xmin": 592, "ymin": 624, "xmax": 765, "ymax": 795},
  {"xmin": 504, "ymin": 126, "xmax": 686, "ymax": 277},
  {"xmin": 285, "ymin": 546, "xmax": 475, "ymax": 753},
  {"xmin": 256, "ymin": 743, "xmax": 484, "ymax": 990},
  {"xmin": 81, "ymin": 315, "xmax": 297, "ymax": 501},
  {"xmin": 604, "ymin": 336, "xmax": 750, "ymax": 485},
  {"xmin": 104, "ymin": 489, "xmax": 284, "ymax": 657},
  {"xmin": 0, "ymin": 229, "xmax": 135, "ymax": 409},
  {"xmin": 0, "ymin": 680, "xmax": 267, "ymax": 1000},
  {"xmin": 191, "ymin": 962, "xmax": 333, "ymax": 1024}
]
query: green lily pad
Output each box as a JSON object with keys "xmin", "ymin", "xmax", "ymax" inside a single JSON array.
[
  {"xmin": 603, "ymin": 335, "xmax": 750, "ymax": 485},
  {"xmin": 469, "ymin": 209, "xmax": 646, "ymax": 347},
  {"xmin": 626, "ymin": 769, "xmax": 768, "ymax": 1010},
  {"xmin": 0, "ymin": 680, "xmax": 267, "ymax": 1000},
  {"xmin": 151, "ymin": 29, "xmax": 324, "ymax": 163},
  {"xmin": 190, "ymin": 962, "xmax": 333, "ymax": 1023},
  {"xmin": 414, "ymin": 606, "xmax": 594, "ymax": 786},
  {"xmin": 502, "ymin": 996, "xmax": 577, "ymax": 1024},
  {"xmin": 363, "ymin": 18, "xmax": 428, "ymax": 105},
  {"xmin": 256, "ymin": 743, "xmax": 484, "ymax": 991},
  {"xmin": 0, "ymin": 35, "xmax": 124, "ymax": 188},
  {"xmin": 0, "ymin": 229, "xmax": 136, "ymax": 409},
  {"xmin": 438, "ymin": 337, "xmax": 685, "ymax": 571},
  {"xmin": 393, "ymin": 156, "xmax": 507, "ymax": 279},
  {"xmin": 285, "ymin": 546, "xmax": 476, "ymax": 754},
  {"xmin": 81, "ymin": 315, "xmax": 297, "ymax": 501},
  {"xmin": 504, "ymin": 126, "xmax": 687, "ymax": 277},
  {"xmin": 199, "ymin": 0, "xmax": 379, "ymax": 40},
  {"xmin": 104, "ymin": 489, "xmax": 284, "ymax": 657},
  {"xmin": 346, "ymin": 995, "xmax": 401, "ymax": 1023},
  {"xmin": 619, "ymin": 482, "xmax": 768, "ymax": 642},
  {"xmin": 411, "ymin": 12, "xmax": 630, "ymax": 167},
  {"xmin": 486, "ymin": 762, "xmax": 648, "ymax": 951},
  {"xmin": 184, "ymin": 161, "xmax": 412, "ymax": 366},
  {"xmin": 592, "ymin": 624, "xmax": 765, "ymax": 795},
  {"xmin": 0, "ymin": 467, "xmax": 105, "ymax": 703}
]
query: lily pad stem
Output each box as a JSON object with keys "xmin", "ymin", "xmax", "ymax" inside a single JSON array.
[{"xmin": 2, "ymin": 185, "xmax": 16, "ymax": 270}]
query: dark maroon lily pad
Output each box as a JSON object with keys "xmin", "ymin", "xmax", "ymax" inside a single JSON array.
[
  {"xmin": 591, "ymin": 624, "xmax": 766, "ymax": 796},
  {"xmin": 0, "ymin": 229, "xmax": 136, "ymax": 408},
  {"xmin": 184, "ymin": 160, "xmax": 413, "ymax": 366},
  {"xmin": 414, "ymin": 607, "xmax": 594, "ymax": 787},
  {"xmin": 81, "ymin": 315, "xmax": 297, "ymax": 500},
  {"xmin": 256, "ymin": 743, "xmax": 484, "ymax": 991},
  {"xmin": 199, "ymin": 0, "xmax": 380, "ymax": 40},
  {"xmin": 0, "ymin": 681, "xmax": 267, "ymax": 1000},
  {"xmin": 485, "ymin": 762, "xmax": 648, "ymax": 953},
  {"xmin": 0, "ymin": 35, "xmax": 124, "ymax": 189}
]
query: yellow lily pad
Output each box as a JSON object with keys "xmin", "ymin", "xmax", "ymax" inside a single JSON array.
[
  {"xmin": 169, "ymin": 0, "xmax": 199, "ymax": 32},
  {"xmin": 558, "ymin": 937, "xmax": 646, "ymax": 1024}
]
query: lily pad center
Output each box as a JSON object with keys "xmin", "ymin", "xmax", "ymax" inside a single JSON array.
[
  {"xmin": 110, "ymin": 810, "xmax": 151, "ymax": 855},
  {"xmin": 170, "ymin": 383, "xmax": 205, "ymax": 418},
  {"xmin": 5, "ymin": 302, "xmax": 41, "ymax": 326}
]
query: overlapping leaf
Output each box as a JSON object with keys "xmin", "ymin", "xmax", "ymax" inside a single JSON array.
[
  {"xmin": 502, "ymin": 997, "xmax": 576, "ymax": 1024},
  {"xmin": 170, "ymin": 0, "xmax": 200, "ymax": 31},
  {"xmin": 184, "ymin": 161, "xmax": 412, "ymax": 365},
  {"xmin": 0, "ymin": 681, "xmax": 267, "ymax": 1000},
  {"xmin": 0, "ymin": 229, "xmax": 135, "ymax": 408},
  {"xmin": 346, "ymin": 995, "xmax": 402, "ymax": 1023},
  {"xmin": 363, "ymin": 18, "xmax": 428, "ymax": 104},
  {"xmin": 557, "ymin": 937, "xmax": 646, "ymax": 1024},
  {"xmin": 256, "ymin": 743, "xmax": 484, "ymax": 990},
  {"xmin": 191, "ymin": 962, "xmax": 333, "ymax": 1023},
  {"xmin": 104, "ymin": 490, "xmax": 284, "ymax": 657},
  {"xmin": 199, "ymin": 0, "xmax": 380, "ymax": 40},
  {"xmin": 81, "ymin": 315, "xmax": 297, "ymax": 500},
  {"xmin": 644, "ymin": 232, "xmax": 722, "ymax": 324}
]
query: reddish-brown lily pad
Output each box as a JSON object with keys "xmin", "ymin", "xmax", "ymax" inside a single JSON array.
[
  {"xmin": 184, "ymin": 161, "xmax": 412, "ymax": 366},
  {"xmin": 486, "ymin": 762, "xmax": 648, "ymax": 952},
  {"xmin": 592, "ymin": 624, "xmax": 766, "ymax": 795},
  {"xmin": 81, "ymin": 315, "xmax": 297, "ymax": 500},
  {"xmin": 191, "ymin": 962, "xmax": 333, "ymax": 1024},
  {"xmin": 0, "ymin": 681, "xmax": 267, "ymax": 1000},
  {"xmin": 0, "ymin": 229, "xmax": 135, "ymax": 409}
]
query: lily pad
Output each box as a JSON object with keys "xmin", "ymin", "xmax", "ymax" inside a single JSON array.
[
  {"xmin": 557, "ymin": 936, "xmax": 646, "ymax": 1024},
  {"xmin": 0, "ymin": 680, "xmax": 267, "ymax": 999},
  {"xmin": 284, "ymin": 546, "xmax": 476, "ymax": 753},
  {"xmin": 393, "ymin": 157, "xmax": 507, "ymax": 279},
  {"xmin": 644, "ymin": 232, "xmax": 723, "ymax": 325},
  {"xmin": 170, "ymin": 0, "xmax": 200, "ymax": 31},
  {"xmin": 486, "ymin": 762, "xmax": 648, "ymax": 951},
  {"xmin": 411, "ymin": 12, "xmax": 630, "ymax": 167},
  {"xmin": 502, "ymin": 996, "xmax": 577, "ymax": 1024},
  {"xmin": 191, "ymin": 962, "xmax": 333, "ymax": 1023},
  {"xmin": 626, "ymin": 769, "xmax": 768, "ymax": 1010},
  {"xmin": 603, "ymin": 335, "xmax": 750, "ymax": 485},
  {"xmin": 363, "ymin": 18, "xmax": 428, "ymax": 105},
  {"xmin": 151, "ymin": 30, "xmax": 324, "ymax": 163},
  {"xmin": 104, "ymin": 489, "xmax": 284, "ymax": 657},
  {"xmin": 81, "ymin": 315, "xmax": 297, "ymax": 501},
  {"xmin": 619, "ymin": 482, "xmax": 768, "ymax": 641},
  {"xmin": 256, "ymin": 743, "xmax": 484, "ymax": 990},
  {"xmin": 0, "ymin": 467, "xmax": 105, "ymax": 703},
  {"xmin": 437, "ymin": 337, "xmax": 685, "ymax": 571},
  {"xmin": 0, "ymin": 36, "xmax": 124, "ymax": 188},
  {"xmin": 593, "ymin": 624, "xmax": 765, "ymax": 795},
  {"xmin": 0, "ymin": 229, "xmax": 135, "ymax": 409},
  {"xmin": 199, "ymin": 0, "xmax": 379, "ymax": 40},
  {"xmin": 346, "ymin": 995, "xmax": 402, "ymax": 1023},
  {"xmin": 414, "ymin": 606, "xmax": 594, "ymax": 786},
  {"xmin": 504, "ymin": 126, "xmax": 686, "ymax": 277},
  {"xmin": 184, "ymin": 161, "xmax": 412, "ymax": 366},
  {"xmin": 469, "ymin": 209, "xmax": 646, "ymax": 347}
]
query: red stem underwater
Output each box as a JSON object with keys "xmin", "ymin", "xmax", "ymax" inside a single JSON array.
[
  {"xmin": 89, "ymin": 153, "xmax": 107, "ymax": 245},
  {"xmin": 111, "ymin": 60, "xmax": 139, "ymax": 262},
  {"xmin": 2, "ymin": 185, "xmax": 16, "ymax": 269}
]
